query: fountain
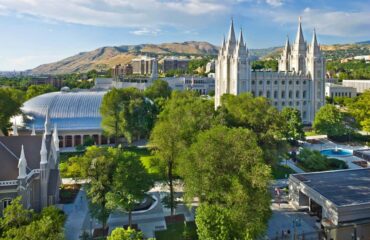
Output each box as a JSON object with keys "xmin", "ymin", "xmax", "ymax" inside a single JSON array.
[{"xmin": 320, "ymin": 147, "xmax": 352, "ymax": 157}]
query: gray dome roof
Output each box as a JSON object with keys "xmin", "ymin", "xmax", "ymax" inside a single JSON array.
[{"xmin": 21, "ymin": 90, "xmax": 106, "ymax": 131}]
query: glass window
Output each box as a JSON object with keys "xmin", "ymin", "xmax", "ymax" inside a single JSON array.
[
  {"xmin": 296, "ymin": 101, "xmax": 299, "ymax": 106},
  {"xmin": 289, "ymin": 80, "xmax": 292, "ymax": 85},
  {"xmin": 266, "ymin": 91, "xmax": 270, "ymax": 98},
  {"xmin": 274, "ymin": 80, "xmax": 278, "ymax": 85},
  {"xmin": 252, "ymin": 81, "xmax": 255, "ymax": 85},
  {"xmin": 274, "ymin": 91, "xmax": 278, "ymax": 98},
  {"xmin": 259, "ymin": 81, "xmax": 263, "ymax": 85},
  {"xmin": 282, "ymin": 101, "xmax": 285, "ymax": 106},
  {"xmin": 296, "ymin": 80, "xmax": 299, "ymax": 85},
  {"xmin": 2, "ymin": 199, "xmax": 12, "ymax": 210},
  {"xmin": 303, "ymin": 91, "xmax": 306, "ymax": 98},
  {"xmin": 251, "ymin": 91, "xmax": 255, "ymax": 97},
  {"xmin": 282, "ymin": 81, "xmax": 285, "ymax": 85},
  {"xmin": 303, "ymin": 101, "xmax": 306, "ymax": 105},
  {"xmin": 289, "ymin": 91, "xmax": 293, "ymax": 99},
  {"xmin": 303, "ymin": 81, "xmax": 306, "ymax": 85},
  {"xmin": 267, "ymin": 81, "xmax": 270, "ymax": 85},
  {"xmin": 259, "ymin": 91, "xmax": 263, "ymax": 96},
  {"xmin": 281, "ymin": 91, "xmax": 285, "ymax": 98}
]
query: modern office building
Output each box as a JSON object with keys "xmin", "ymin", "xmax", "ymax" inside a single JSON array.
[
  {"xmin": 162, "ymin": 57, "xmax": 190, "ymax": 73},
  {"xmin": 289, "ymin": 169, "xmax": 370, "ymax": 240},
  {"xmin": 131, "ymin": 56, "xmax": 157, "ymax": 75},
  {"xmin": 325, "ymin": 83, "xmax": 357, "ymax": 98},
  {"xmin": 215, "ymin": 18, "xmax": 325, "ymax": 123}
]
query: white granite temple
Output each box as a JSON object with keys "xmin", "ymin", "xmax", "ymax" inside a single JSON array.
[{"xmin": 215, "ymin": 18, "xmax": 325, "ymax": 123}]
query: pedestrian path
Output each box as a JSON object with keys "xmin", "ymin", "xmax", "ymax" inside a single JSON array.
[
  {"xmin": 64, "ymin": 188, "xmax": 89, "ymax": 240},
  {"xmin": 285, "ymin": 160, "xmax": 305, "ymax": 173}
]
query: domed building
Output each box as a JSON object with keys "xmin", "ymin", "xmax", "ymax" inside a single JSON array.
[{"xmin": 21, "ymin": 89, "xmax": 113, "ymax": 148}]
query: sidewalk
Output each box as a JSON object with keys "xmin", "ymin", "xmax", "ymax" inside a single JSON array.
[
  {"xmin": 64, "ymin": 188, "xmax": 89, "ymax": 240},
  {"xmin": 284, "ymin": 160, "xmax": 305, "ymax": 173}
]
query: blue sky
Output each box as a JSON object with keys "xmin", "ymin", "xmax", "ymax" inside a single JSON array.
[{"xmin": 0, "ymin": 0, "xmax": 369, "ymax": 71}]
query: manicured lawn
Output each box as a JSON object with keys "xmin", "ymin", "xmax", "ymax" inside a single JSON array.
[
  {"xmin": 305, "ymin": 130, "xmax": 319, "ymax": 137},
  {"xmin": 155, "ymin": 222, "xmax": 197, "ymax": 240},
  {"xmin": 124, "ymin": 147, "xmax": 163, "ymax": 180},
  {"xmin": 272, "ymin": 164, "xmax": 296, "ymax": 179}
]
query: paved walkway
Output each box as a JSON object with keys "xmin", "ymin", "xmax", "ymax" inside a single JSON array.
[
  {"xmin": 64, "ymin": 188, "xmax": 89, "ymax": 240},
  {"xmin": 285, "ymin": 160, "xmax": 305, "ymax": 173}
]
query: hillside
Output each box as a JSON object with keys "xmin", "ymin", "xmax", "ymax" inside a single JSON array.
[
  {"xmin": 263, "ymin": 43, "xmax": 370, "ymax": 60},
  {"xmin": 31, "ymin": 41, "xmax": 370, "ymax": 75},
  {"xmin": 32, "ymin": 41, "xmax": 219, "ymax": 74}
]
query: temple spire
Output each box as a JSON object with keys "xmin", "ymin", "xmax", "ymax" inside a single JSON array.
[
  {"xmin": 40, "ymin": 134, "xmax": 48, "ymax": 164},
  {"xmin": 311, "ymin": 28, "xmax": 318, "ymax": 47},
  {"xmin": 295, "ymin": 16, "xmax": 305, "ymax": 45},
  {"xmin": 31, "ymin": 124, "xmax": 36, "ymax": 136},
  {"xmin": 53, "ymin": 124, "xmax": 59, "ymax": 151},
  {"xmin": 12, "ymin": 120, "xmax": 18, "ymax": 136},
  {"xmin": 18, "ymin": 145, "xmax": 27, "ymax": 178},
  {"xmin": 227, "ymin": 18, "xmax": 236, "ymax": 44},
  {"xmin": 44, "ymin": 108, "xmax": 51, "ymax": 135},
  {"xmin": 238, "ymin": 28, "xmax": 244, "ymax": 46}
]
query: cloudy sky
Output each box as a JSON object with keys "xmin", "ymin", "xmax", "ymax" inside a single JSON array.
[{"xmin": 0, "ymin": 0, "xmax": 369, "ymax": 70}]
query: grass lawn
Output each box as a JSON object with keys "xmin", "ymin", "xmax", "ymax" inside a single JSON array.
[
  {"xmin": 272, "ymin": 164, "xmax": 296, "ymax": 179},
  {"xmin": 155, "ymin": 222, "xmax": 197, "ymax": 240},
  {"xmin": 305, "ymin": 130, "xmax": 319, "ymax": 137},
  {"xmin": 124, "ymin": 147, "xmax": 163, "ymax": 181}
]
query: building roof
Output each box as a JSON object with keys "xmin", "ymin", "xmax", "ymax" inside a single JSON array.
[
  {"xmin": 21, "ymin": 90, "xmax": 106, "ymax": 131},
  {"xmin": 291, "ymin": 169, "xmax": 370, "ymax": 207},
  {"xmin": 0, "ymin": 136, "xmax": 44, "ymax": 181}
]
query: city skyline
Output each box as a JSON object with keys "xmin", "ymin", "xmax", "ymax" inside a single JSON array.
[{"xmin": 0, "ymin": 0, "xmax": 369, "ymax": 71}]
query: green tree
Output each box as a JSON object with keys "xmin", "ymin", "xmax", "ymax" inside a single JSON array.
[
  {"xmin": 195, "ymin": 204, "xmax": 233, "ymax": 240},
  {"xmin": 219, "ymin": 93, "xmax": 286, "ymax": 164},
  {"xmin": 150, "ymin": 91, "xmax": 215, "ymax": 215},
  {"xmin": 81, "ymin": 146, "xmax": 117, "ymax": 231},
  {"xmin": 281, "ymin": 107, "xmax": 305, "ymax": 145},
  {"xmin": 100, "ymin": 88, "xmax": 125, "ymax": 146},
  {"xmin": 108, "ymin": 227, "xmax": 144, "ymax": 240},
  {"xmin": 0, "ymin": 197, "xmax": 65, "ymax": 240},
  {"xmin": 349, "ymin": 90, "xmax": 370, "ymax": 132},
  {"xmin": 26, "ymin": 84, "xmax": 57, "ymax": 100},
  {"xmin": 144, "ymin": 79, "xmax": 172, "ymax": 100},
  {"xmin": 0, "ymin": 88, "xmax": 24, "ymax": 134},
  {"xmin": 313, "ymin": 104, "xmax": 350, "ymax": 137},
  {"xmin": 180, "ymin": 126, "xmax": 271, "ymax": 239},
  {"xmin": 106, "ymin": 151, "xmax": 153, "ymax": 227}
]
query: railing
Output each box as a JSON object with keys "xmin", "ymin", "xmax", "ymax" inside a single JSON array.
[
  {"xmin": 0, "ymin": 180, "xmax": 18, "ymax": 186},
  {"xmin": 26, "ymin": 169, "xmax": 41, "ymax": 182}
]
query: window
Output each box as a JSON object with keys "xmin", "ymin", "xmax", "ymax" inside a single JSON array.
[
  {"xmin": 296, "ymin": 101, "xmax": 300, "ymax": 106},
  {"xmin": 274, "ymin": 80, "xmax": 278, "ymax": 85},
  {"xmin": 281, "ymin": 91, "xmax": 285, "ymax": 98},
  {"xmin": 289, "ymin": 91, "xmax": 293, "ymax": 99},
  {"xmin": 282, "ymin": 101, "xmax": 285, "ymax": 106},
  {"xmin": 252, "ymin": 81, "xmax": 255, "ymax": 85},
  {"xmin": 274, "ymin": 102, "xmax": 278, "ymax": 106},
  {"xmin": 303, "ymin": 101, "xmax": 306, "ymax": 106},
  {"xmin": 251, "ymin": 91, "xmax": 255, "ymax": 97},
  {"xmin": 2, "ymin": 199, "xmax": 12, "ymax": 210},
  {"xmin": 296, "ymin": 80, "xmax": 299, "ymax": 85},
  {"xmin": 259, "ymin": 91, "xmax": 263, "ymax": 96},
  {"xmin": 267, "ymin": 81, "xmax": 270, "ymax": 85},
  {"xmin": 282, "ymin": 81, "xmax": 285, "ymax": 85},
  {"xmin": 296, "ymin": 90, "xmax": 300, "ymax": 98},
  {"xmin": 303, "ymin": 81, "xmax": 306, "ymax": 85},
  {"xmin": 259, "ymin": 80, "xmax": 263, "ymax": 85},
  {"xmin": 303, "ymin": 111, "xmax": 307, "ymax": 119},
  {"xmin": 289, "ymin": 80, "xmax": 292, "ymax": 85},
  {"xmin": 303, "ymin": 91, "xmax": 307, "ymax": 98},
  {"xmin": 266, "ymin": 91, "xmax": 270, "ymax": 98},
  {"xmin": 274, "ymin": 91, "xmax": 278, "ymax": 98},
  {"xmin": 289, "ymin": 101, "xmax": 293, "ymax": 106}
]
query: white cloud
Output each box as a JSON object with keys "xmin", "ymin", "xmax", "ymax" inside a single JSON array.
[
  {"xmin": 266, "ymin": 0, "xmax": 283, "ymax": 7},
  {"xmin": 130, "ymin": 27, "xmax": 161, "ymax": 36},
  {"xmin": 0, "ymin": 0, "xmax": 230, "ymax": 28}
]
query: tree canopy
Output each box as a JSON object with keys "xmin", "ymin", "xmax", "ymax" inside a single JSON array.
[
  {"xmin": 25, "ymin": 84, "xmax": 57, "ymax": 100},
  {"xmin": 0, "ymin": 88, "xmax": 24, "ymax": 134},
  {"xmin": 144, "ymin": 79, "xmax": 172, "ymax": 100},
  {"xmin": 281, "ymin": 107, "xmax": 305, "ymax": 144},
  {"xmin": 313, "ymin": 104, "xmax": 350, "ymax": 137},
  {"xmin": 180, "ymin": 126, "xmax": 271, "ymax": 239},
  {"xmin": 108, "ymin": 227, "xmax": 144, "ymax": 240},
  {"xmin": 349, "ymin": 90, "xmax": 370, "ymax": 132}
]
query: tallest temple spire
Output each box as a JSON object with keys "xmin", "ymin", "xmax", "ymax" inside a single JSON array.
[
  {"xmin": 225, "ymin": 18, "xmax": 236, "ymax": 54},
  {"xmin": 295, "ymin": 16, "xmax": 305, "ymax": 45}
]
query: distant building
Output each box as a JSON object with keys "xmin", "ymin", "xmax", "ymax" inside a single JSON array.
[
  {"xmin": 0, "ymin": 125, "xmax": 60, "ymax": 213},
  {"xmin": 342, "ymin": 80, "xmax": 370, "ymax": 94},
  {"xmin": 162, "ymin": 57, "xmax": 189, "ymax": 73},
  {"xmin": 131, "ymin": 56, "xmax": 157, "ymax": 75},
  {"xmin": 112, "ymin": 64, "xmax": 133, "ymax": 80},
  {"xmin": 325, "ymin": 83, "xmax": 356, "ymax": 98},
  {"xmin": 30, "ymin": 76, "xmax": 63, "ymax": 89},
  {"xmin": 289, "ymin": 169, "xmax": 370, "ymax": 240}
]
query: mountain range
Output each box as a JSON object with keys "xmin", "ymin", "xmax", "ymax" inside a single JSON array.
[{"xmin": 31, "ymin": 41, "xmax": 370, "ymax": 75}]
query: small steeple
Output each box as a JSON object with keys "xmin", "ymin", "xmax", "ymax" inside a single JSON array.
[
  {"xmin": 295, "ymin": 16, "xmax": 305, "ymax": 45},
  {"xmin": 18, "ymin": 145, "xmax": 27, "ymax": 178},
  {"xmin": 282, "ymin": 35, "xmax": 291, "ymax": 57},
  {"xmin": 12, "ymin": 120, "xmax": 18, "ymax": 136},
  {"xmin": 236, "ymin": 28, "xmax": 247, "ymax": 56},
  {"xmin": 238, "ymin": 28, "xmax": 245, "ymax": 46},
  {"xmin": 311, "ymin": 28, "xmax": 318, "ymax": 47},
  {"xmin": 53, "ymin": 124, "xmax": 59, "ymax": 151},
  {"xmin": 31, "ymin": 124, "xmax": 36, "ymax": 136},
  {"xmin": 44, "ymin": 108, "xmax": 51, "ymax": 135},
  {"xmin": 40, "ymin": 134, "xmax": 48, "ymax": 164},
  {"xmin": 309, "ymin": 28, "xmax": 320, "ymax": 56}
]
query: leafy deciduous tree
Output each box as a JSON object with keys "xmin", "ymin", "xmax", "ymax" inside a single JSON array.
[{"xmin": 281, "ymin": 107, "xmax": 305, "ymax": 144}]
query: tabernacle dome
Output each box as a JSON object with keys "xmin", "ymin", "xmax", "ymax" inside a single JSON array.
[{"xmin": 21, "ymin": 90, "xmax": 110, "ymax": 148}]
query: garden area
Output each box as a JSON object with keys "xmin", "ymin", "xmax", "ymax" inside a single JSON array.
[
  {"xmin": 155, "ymin": 221, "xmax": 197, "ymax": 240},
  {"xmin": 272, "ymin": 165, "xmax": 296, "ymax": 179},
  {"xmin": 295, "ymin": 148, "xmax": 348, "ymax": 172}
]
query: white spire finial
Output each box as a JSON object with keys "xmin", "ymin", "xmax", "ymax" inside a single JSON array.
[
  {"xmin": 18, "ymin": 145, "xmax": 27, "ymax": 178},
  {"xmin": 44, "ymin": 108, "xmax": 51, "ymax": 135},
  {"xmin": 295, "ymin": 16, "xmax": 305, "ymax": 45},
  {"xmin": 31, "ymin": 124, "xmax": 36, "ymax": 136},
  {"xmin": 53, "ymin": 123, "xmax": 59, "ymax": 151},
  {"xmin": 12, "ymin": 120, "xmax": 18, "ymax": 136},
  {"xmin": 40, "ymin": 134, "xmax": 48, "ymax": 164}
]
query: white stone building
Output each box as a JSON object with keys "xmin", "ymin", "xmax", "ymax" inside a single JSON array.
[
  {"xmin": 342, "ymin": 80, "xmax": 370, "ymax": 94},
  {"xmin": 215, "ymin": 19, "xmax": 325, "ymax": 124},
  {"xmin": 325, "ymin": 83, "xmax": 357, "ymax": 98}
]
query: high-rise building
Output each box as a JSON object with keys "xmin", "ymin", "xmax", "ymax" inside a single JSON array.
[
  {"xmin": 215, "ymin": 18, "xmax": 325, "ymax": 124},
  {"xmin": 131, "ymin": 56, "xmax": 157, "ymax": 75},
  {"xmin": 162, "ymin": 57, "xmax": 190, "ymax": 73}
]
